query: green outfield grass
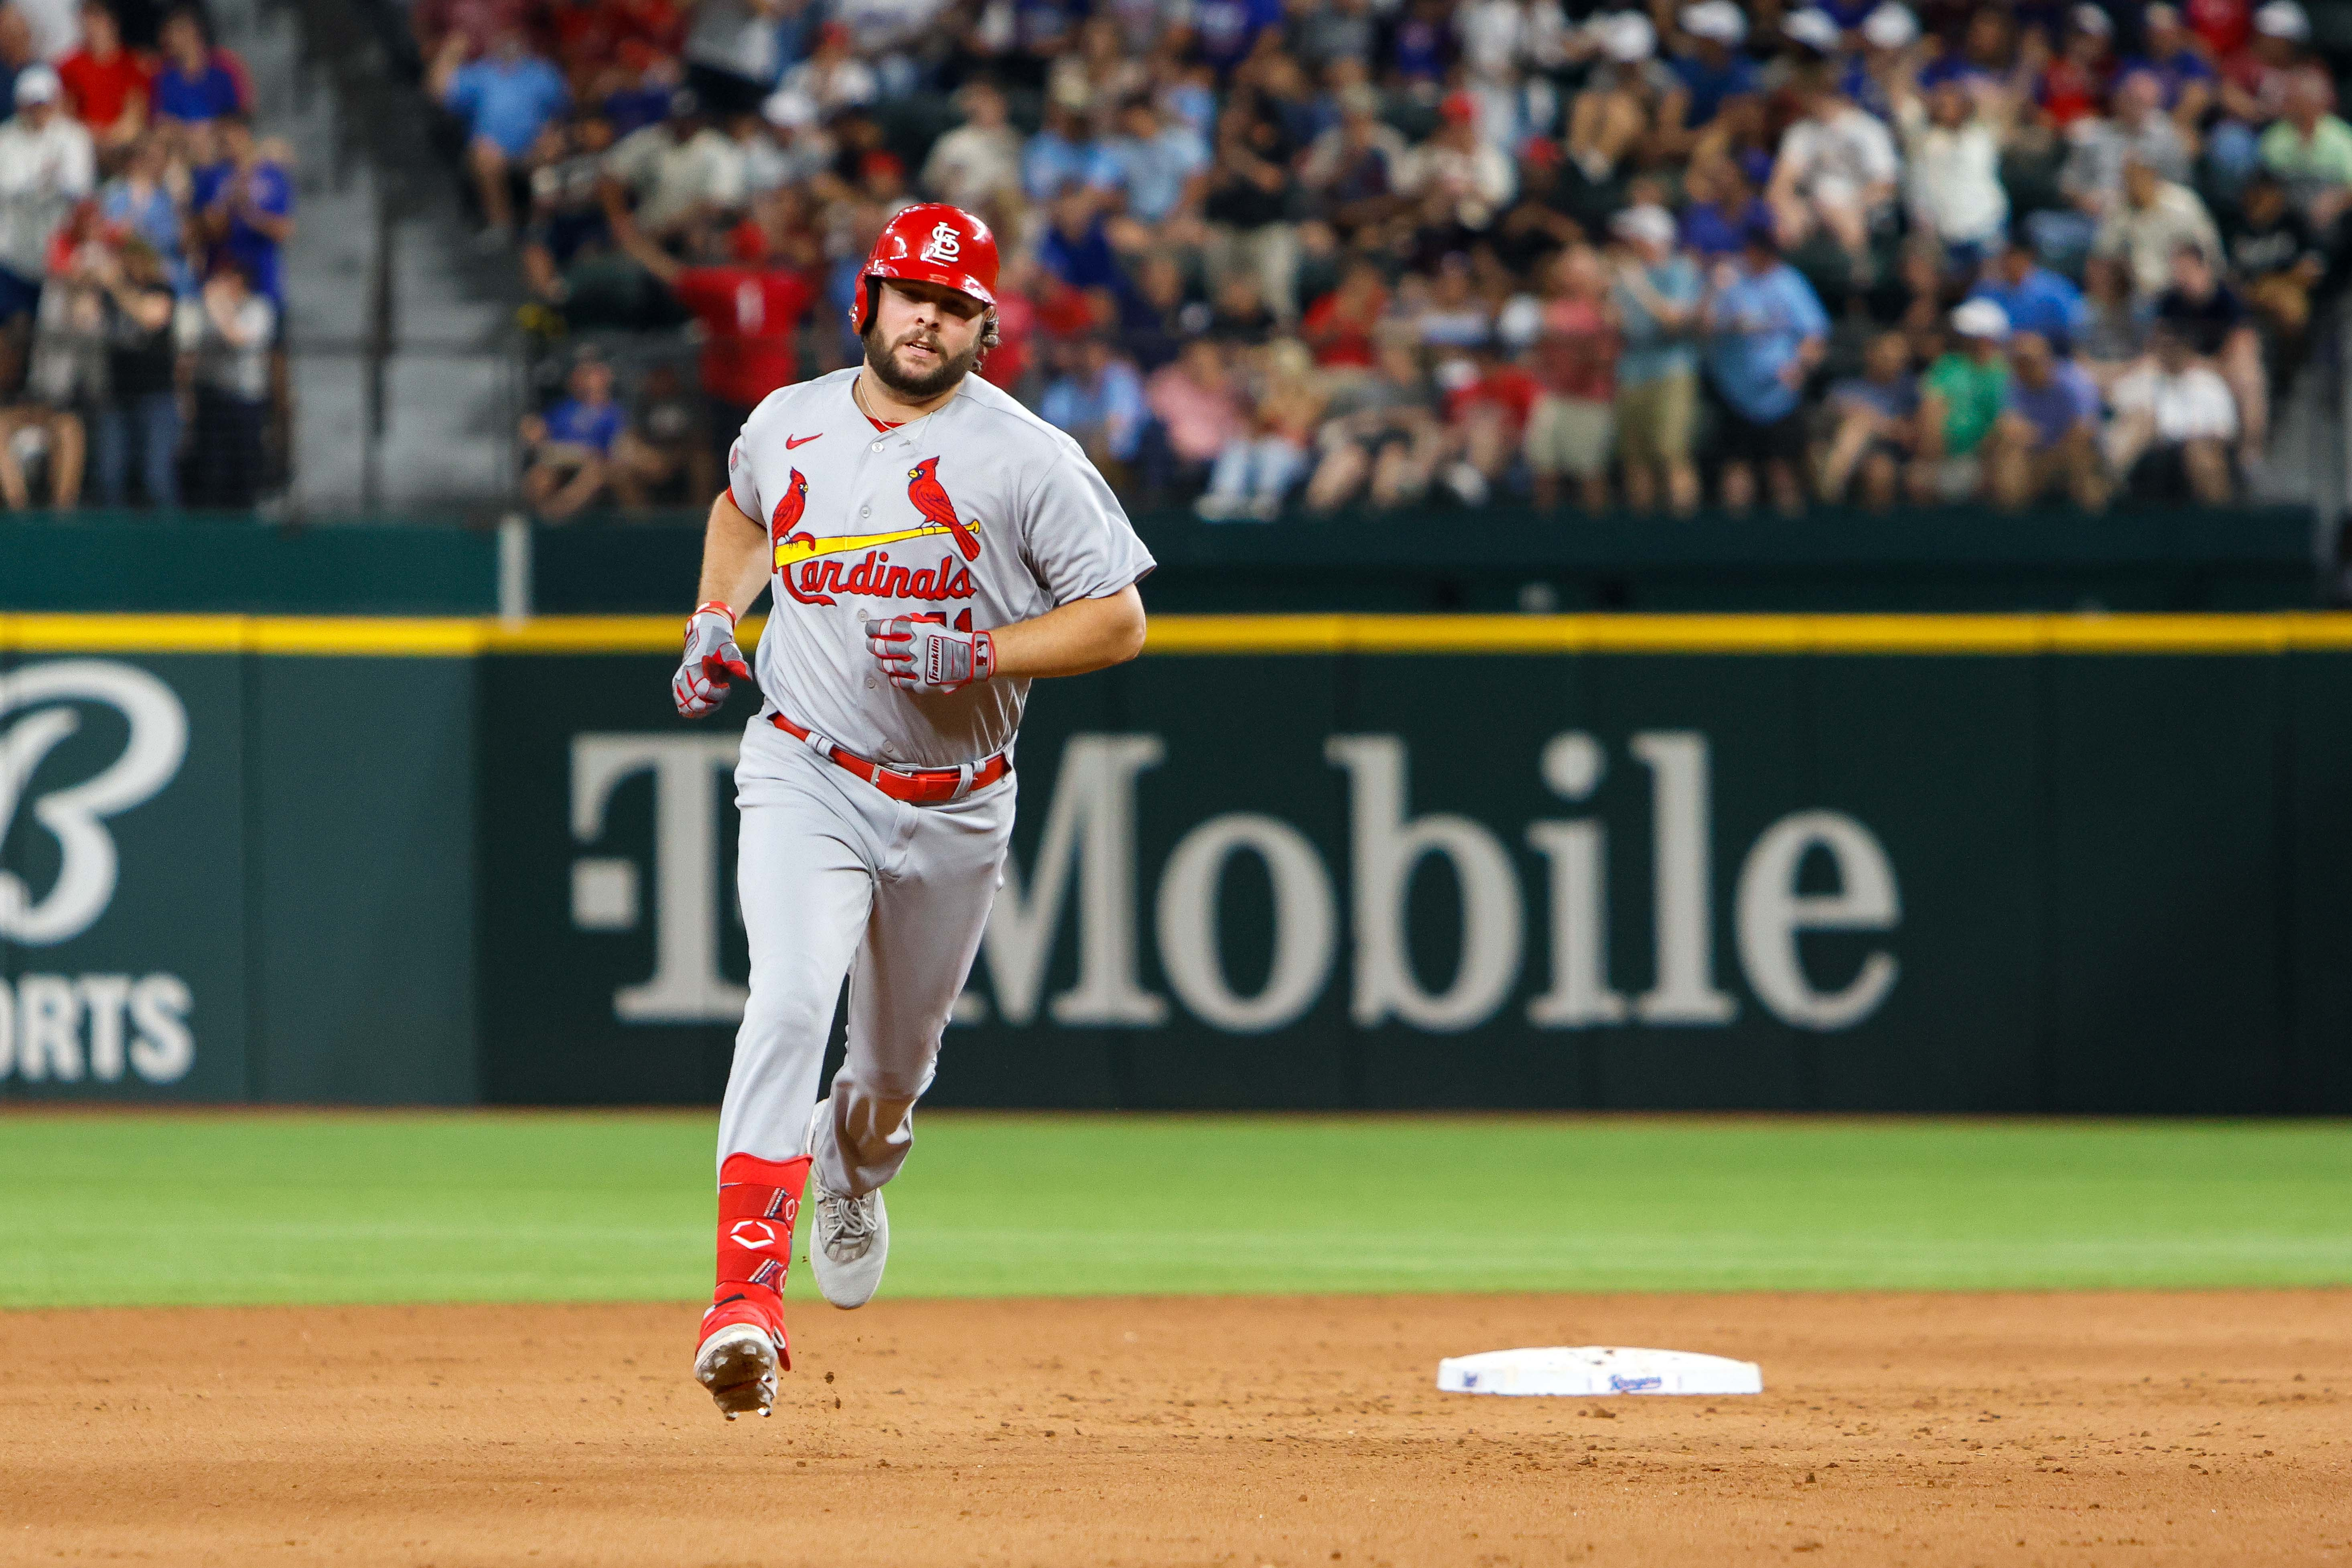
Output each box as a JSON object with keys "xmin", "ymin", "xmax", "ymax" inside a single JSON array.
[{"xmin": 0, "ymin": 1112, "xmax": 2346, "ymax": 1308}]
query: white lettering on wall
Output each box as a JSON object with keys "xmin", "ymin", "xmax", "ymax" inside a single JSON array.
[
  {"xmin": 0, "ymin": 661, "xmax": 189, "ymax": 945},
  {"xmin": 0, "ymin": 972, "xmax": 195, "ymax": 1085},
  {"xmin": 1527, "ymin": 731, "xmax": 1628, "ymax": 1028},
  {"xmin": 981, "ymin": 734, "xmax": 1167, "ymax": 1026},
  {"xmin": 1156, "ymin": 813, "xmax": 1335, "ymax": 1032},
  {"xmin": 1326, "ymin": 735, "xmax": 1523, "ymax": 1032},
  {"xmin": 1735, "ymin": 811, "xmax": 1902, "ymax": 1030},
  {"xmin": 570, "ymin": 734, "xmax": 747, "ymax": 1023},
  {"xmin": 1630, "ymin": 732, "xmax": 1738, "ymax": 1025}
]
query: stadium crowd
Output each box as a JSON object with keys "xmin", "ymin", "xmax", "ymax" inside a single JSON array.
[
  {"xmin": 0, "ymin": 0, "xmax": 283, "ymax": 510},
  {"xmin": 455, "ymin": 0, "xmax": 2350, "ymax": 518}
]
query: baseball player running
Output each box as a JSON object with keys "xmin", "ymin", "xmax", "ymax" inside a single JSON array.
[{"xmin": 672, "ymin": 203, "xmax": 1155, "ymax": 1420}]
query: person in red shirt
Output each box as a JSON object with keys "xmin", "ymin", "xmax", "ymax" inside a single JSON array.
[
  {"xmin": 2037, "ymin": 7, "xmax": 2116, "ymax": 131},
  {"xmin": 2188, "ymin": 0, "xmax": 2252, "ymax": 60},
  {"xmin": 618, "ymin": 207, "xmax": 816, "ymax": 470},
  {"xmin": 57, "ymin": 0, "xmax": 149, "ymax": 156},
  {"xmin": 1301, "ymin": 259, "xmax": 1388, "ymax": 369},
  {"xmin": 1437, "ymin": 346, "xmax": 1536, "ymax": 506},
  {"xmin": 1524, "ymin": 244, "xmax": 1621, "ymax": 512}
]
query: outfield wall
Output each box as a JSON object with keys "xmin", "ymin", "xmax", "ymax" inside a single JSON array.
[{"xmin": 4, "ymin": 614, "xmax": 2350, "ymax": 1112}]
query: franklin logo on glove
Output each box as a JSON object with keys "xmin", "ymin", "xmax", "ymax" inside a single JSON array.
[{"xmin": 865, "ymin": 613, "xmax": 995, "ymax": 694}]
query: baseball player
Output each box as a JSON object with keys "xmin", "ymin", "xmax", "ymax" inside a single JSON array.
[{"xmin": 672, "ymin": 203, "xmax": 1155, "ymax": 1420}]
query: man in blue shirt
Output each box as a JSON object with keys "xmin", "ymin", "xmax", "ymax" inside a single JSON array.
[
  {"xmin": 1022, "ymin": 103, "xmax": 1120, "ymax": 206},
  {"xmin": 1703, "ymin": 219, "xmax": 1828, "ymax": 512},
  {"xmin": 520, "ymin": 351, "xmax": 626, "ymax": 518},
  {"xmin": 205, "ymin": 117, "xmax": 295, "ymax": 308},
  {"xmin": 1039, "ymin": 335, "xmax": 1147, "ymax": 471},
  {"xmin": 430, "ymin": 26, "xmax": 568, "ymax": 245},
  {"xmin": 1989, "ymin": 328, "xmax": 2110, "ymax": 510},
  {"xmin": 1663, "ymin": 0, "xmax": 1760, "ymax": 157},
  {"xmin": 1104, "ymin": 96, "xmax": 1208, "ymax": 227},
  {"xmin": 1968, "ymin": 242, "xmax": 2090, "ymax": 350}
]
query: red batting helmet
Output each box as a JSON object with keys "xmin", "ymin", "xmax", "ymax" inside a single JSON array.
[{"xmin": 849, "ymin": 203, "xmax": 1000, "ymax": 335}]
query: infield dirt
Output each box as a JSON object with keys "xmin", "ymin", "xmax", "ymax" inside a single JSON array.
[{"xmin": 4, "ymin": 1291, "xmax": 2346, "ymax": 1566}]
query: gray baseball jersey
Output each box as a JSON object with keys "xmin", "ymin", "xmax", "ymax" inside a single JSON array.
[{"xmin": 727, "ymin": 366, "xmax": 1155, "ymax": 771}]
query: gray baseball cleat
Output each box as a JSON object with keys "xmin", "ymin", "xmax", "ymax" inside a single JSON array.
[
  {"xmin": 693, "ymin": 1321, "xmax": 779, "ymax": 1420},
  {"xmin": 805, "ymin": 1098, "xmax": 889, "ymax": 1308}
]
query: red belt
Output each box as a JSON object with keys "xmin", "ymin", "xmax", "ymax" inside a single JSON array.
[{"xmin": 769, "ymin": 711, "xmax": 1008, "ymax": 805}]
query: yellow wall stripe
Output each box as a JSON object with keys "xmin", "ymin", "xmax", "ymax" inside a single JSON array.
[{"xmin": 7, "ymin": 611, "xmax": 2352, "ymax": 657}]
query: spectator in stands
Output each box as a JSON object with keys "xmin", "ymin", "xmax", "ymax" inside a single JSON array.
[
  {"xmin": 0, "ymin": 68, "xmax": 95, "ymax": 392},
  {"xmin": 2108, "ymin": 323, "xmax": 2238, "ymax": 503},
  {"xmin": 1566, "ymin": 10, "xmax": 1668, "ymax": 183},
  {"xmin": 410, "ymin": 0, "xmax": 532, "ymax": 64},
  {"xmin": 2155, "ymin": 240, "xmax": 2267, "ymax": 468},
  {"xmin": 2034, "ymin": 5, "xmax": 2117, "ymax": 134},
  {"xmin": 2213, "ymin": 2, "xmax": 2309, "ymax": 189},
  {"xmin": 2059, "ymin": 71, "xmax": 2192, "ymax": 226},
  {"xmin": 99, "ymin": 131, "xmax": 189, "ymax": 295},
  {"xmin": 89, "ymin": 235, "xmax": 178, "ymax": 507},
  {"xmin": 1523, "ymin": 244, "xmax": 1617, "ymax": 513},
  {"xmin": 1769, "ymin": 68, "xmax": 1899, "ymax": 282},
  {"xmin": 57, "ymin": 1, "xmax": 146, "ymax": 160},
  {"xmin": 188, "ymin": 255, "xmax": 273, "ymax": 509},
  {"xmin": 520, "ymin": 111, "xmax": 615, "ymax": 310},
  {"xmin": 199, "ymin": 117, "xmax": 294, "ymax": 312},
  {"xmin": 615, "ymin": 210, "xmax": 812, "ymax": 469},
  {"xmin": 1989, "ymin": 327, "xmax": 2108, "ymax": 511},
  {"xmin": 1437, "ymin": 342, "xmax": 1536, "ymax": 507},
  {"xmin": 432, "ymin": 27, "xmax": 571, "ymax": 247},
  {"xmin": 2121, "ymin": 3, "xmax": 2216, "ymax": 148},
  {"xmin": 1305, "ymin": 338, "xmax": 1439, "ymax": 511},
  {"xmin": 1661, "ymin": 1, "xmax": 1757, "ymax": 161},
  {"xmin": 519, "ymin": 350, "xmax": 626, "ymax": 518},
  {"xmin": 609, "ymin": 360, "xmax": 709, "ymax": 507},
  {"xmin": 2226, "ymin": 168, "xmax": 2324, "ymax": 357},
  {"xmin": 1135, "ymin": 339, "xmax": 1242, "ymax": 517},
  {"xmin": 600, "ymin": 89, "xmax": 743, "ymax": 245},
  {"xmin": 1892, "ymin": 70, "xmax": 2009, "ymax": 276},
  {"xmin": 1202, "ymin": 100, "xmax": 1305, "ymax": 321},
  {"xmin": 1104, "ymin": 94, "xmax": 1207, "ymax": 229},
  {"xmin": 0, "ymin": 8, "xmax": 34, "ymax": 121},
  {"xmin": 1819, "ymin": 328, "xmax": 1922, "ymax": 509},
  {"xmin": 682, "ymin": 0, "xmax": 791, "ymax": 119},
  {"xmin": 2258, "ymin": 66, "xmax": 2352, "ymax": 229},
  {"xmin": 150, "ymin": 6, "xmax": 250, "ymax": 127},
  {"xmin": 2091, "ymin": 155, "xmax": 2221, "ymax": 302},
  {"xmin": 774, "ymin": 20, "xmax": 875, "ymax": 118},
  {"xmin": 1968, "ymin": 240, "xmax": 2089, "ymax": 349},
  {"xmin": 1608, "ymin": 204, "xmax": 1701, "ymax": 515},
  {"xmin": 1703, "ymin": 218, "xmax": 1826, "ymax": 514},
  {"xmin": 921, "ymin": 81, "xmax": 1021, "ymax": 213},
  {"xmin": 1040, "ymin": 334, "xmax": 1146, "ymax": 483},
  {"xmin": 1916, "ymin": 299, "xmax": 2011, "ymax": 502}
]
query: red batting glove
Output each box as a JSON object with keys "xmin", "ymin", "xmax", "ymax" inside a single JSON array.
[
  {"xmin": 674, "ymin": 601, "xmax": 751, "ymax": 718},
  {"xmin": 865, "ymin": 614, "xmax": 996, "ymax": 695}
]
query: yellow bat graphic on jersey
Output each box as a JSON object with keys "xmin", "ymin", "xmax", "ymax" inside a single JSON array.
[{"xmin": 772, "ymin": 519, "xmax": 964, "ymax": 569}]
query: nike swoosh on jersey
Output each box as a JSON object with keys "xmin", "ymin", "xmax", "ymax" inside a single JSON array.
[
  {"xmin": 785, "ymin": 434, "xmax": 822, "ymax": 449},
  {"xmin": 773, "ymin": 518, "xmax": 976, "ymax": 567}
]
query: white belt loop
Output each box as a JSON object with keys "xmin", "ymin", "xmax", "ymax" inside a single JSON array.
[
  {"xmin": 950, "ymin": 761, "xmax": 976, "ymax": 802},
  {"xmin": 801, "ymin": 726, "xmax": 836, "ymax": 761}
]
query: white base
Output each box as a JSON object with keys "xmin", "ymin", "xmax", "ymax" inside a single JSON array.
[{"xmin": 1437, "ymin": 1345, "xmax": 1762, "ymax": 1397}]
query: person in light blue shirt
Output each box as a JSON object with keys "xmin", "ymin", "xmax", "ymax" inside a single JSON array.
[
  {"xmin": 1703, "ymin": 219, "xmax": 1828, "ymax": 513},
  {"xmin": 1609, "ymin": 203, "xmax": 1705, "ymax": 513},
  {"xmin": 1022, "ymin": 104, "xmax": 1122, "ymax": 205},
  {"xmin": 430, "ymin": 28, "xmax": 569, "ymax": 243},
  {"xmin": 1104, "ymin": 96, "xmax": 1207, "ymax": 226},
  {"xmin": 1968, "ymin": 243, "xmax": 2090, "ymax": 351},
  {"xmin": 1040, "ymin": 336, "xmax": 1148, "ymax": 467}
]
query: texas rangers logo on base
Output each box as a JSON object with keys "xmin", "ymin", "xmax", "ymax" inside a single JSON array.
[{"xmin": 919, "ymin": 222, "xmax": 962, "ymax": 264}]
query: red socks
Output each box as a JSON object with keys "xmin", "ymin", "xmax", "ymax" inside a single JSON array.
[{"xmin": 707, "ymin": 1152, "xmax": 810, "ymax": 1367}]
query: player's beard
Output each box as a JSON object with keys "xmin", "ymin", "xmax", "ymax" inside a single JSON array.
[{"xmin": 863, "ymin": 323, "xmax": 980, "ymax": 402}]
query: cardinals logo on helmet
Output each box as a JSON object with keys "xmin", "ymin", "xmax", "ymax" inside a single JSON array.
[{"xmin": 920, "ymin": 222, "xmax": 962, "ymax": 264}]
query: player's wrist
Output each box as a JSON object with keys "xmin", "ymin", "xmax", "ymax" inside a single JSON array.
[
  {"xmin": 692, "ymin": 600, "xmax": 737, "ymax": 628},
  {"xmin": 971, "ymin": 629, "xmax": 995, "ymax": 684}
]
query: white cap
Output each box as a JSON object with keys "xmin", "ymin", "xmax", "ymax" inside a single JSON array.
[
  {"xmin": 1951, "ymin": 298, "xmax": 2011, "ymax": 340},
  {"xmin": 1611, "ymin": 203, "xmax": 1678, "ymax": 246},
  {"xmin": 2070, "ymin": 3, "xmax": 2113, "ymax": 37},
  {"xmin": 1784, "ymin": 7, "xmax": 1842, "ymax": 51},
  {"xmin": 2255, "ymin": 0, "xmax": 2310, "ymax": 40},
  {"xmin": 1861, "ymin": 2, "xmax": 1918, "ymax": 48},
  {"xmin": 1600, "ymin": 10, "xmax": 1658, "ymax": 61},
  {"xmin": 1680, "ymin": 0, "xmax": 1747, "ymax": 45},
  {"xmin": 762, "ymin": 87, "xmax": 818, "ymax": 129},
  {"xmin": 13, "ymin": 64, "xmax": 59, "ymax": 107}
]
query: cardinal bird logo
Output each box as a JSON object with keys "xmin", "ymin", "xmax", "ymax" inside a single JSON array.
[
  {"xmin": 769, "ymin": 468, "xmax": 808, "ymax": 546},
  {"xmin": 906, "ymin": 457, "xmax": 982, "ymax": 562}
]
